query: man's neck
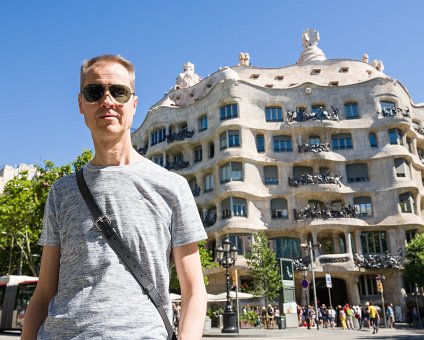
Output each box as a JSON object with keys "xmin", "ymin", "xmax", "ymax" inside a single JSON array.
[{"xmin": 91, "ymin": 134, "xmax": 143, "ymax": 166}]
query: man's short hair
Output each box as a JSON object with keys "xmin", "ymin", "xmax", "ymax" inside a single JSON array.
[{"xmin": 80, "ymin": 54, "xmax": 135, "ymax": 92}]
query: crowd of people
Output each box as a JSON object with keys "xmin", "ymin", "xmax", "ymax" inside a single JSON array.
[
  {"xmin": 240, "ymin": 301, "xmax": 397, "ymax": 333},
  {"xmin": 242, "ymin": 304, "xmax": 281, "ymax": 329},
  {"xmin": 298, "ymin": 302, "xmax": 396, "ymax": 334}
]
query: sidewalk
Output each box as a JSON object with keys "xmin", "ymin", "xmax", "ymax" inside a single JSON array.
[{"xmin": 202, "ymin": 324, "xmax": 424, "ymax": 339}]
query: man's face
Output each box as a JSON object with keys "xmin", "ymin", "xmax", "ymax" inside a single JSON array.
[{"xmin": 78, "ymin": 62, "xmax": 138, "ymax": 140}]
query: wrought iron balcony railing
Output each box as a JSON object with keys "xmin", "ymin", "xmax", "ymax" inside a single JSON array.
[
  {"xmin": 294, "ymin": 204, "xmax": 357, "ymax": 220},
  {"xmin": 166, "ymin": 130, "xmax": 195, "ymax": 143},
  {"xmin": 137, "ymin": 145, "xmax": 148, "ymax": 155},
  {"xmin": 298, "ymin": 142, "xmax": 330, "ymax": 153},
  {"xmin": 288, "ymin": 173, "xmax": 342, "ymax": 187},
  {"xmin": 165, "ymin": 160, "xmax": 189, "ymax": 171},
  {"xmin": 287, "ymin": 106, "xmax": 339, "ymax": 123}
]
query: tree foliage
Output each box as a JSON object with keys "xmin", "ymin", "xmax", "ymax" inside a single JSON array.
[
  {"xmin": 0, "ymin": 150, "xmax": 93, "ymax": 276},
  {"xmin": 404, "ymin": 233, "xmax": 424, "ymax": 286},
  {"xmin": 245, "ymin": 231, "xmax": 282, "ymax": 304}
]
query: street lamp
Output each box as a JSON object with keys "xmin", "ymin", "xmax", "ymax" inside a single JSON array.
[
  {"xmin": 415, "ymin": 283, "xmax": 421, "ymax": 327},
  {"xmin": 301, "ymin": 241, "xmax": 320, "ymax": 330},
  {"xmin": 216, "ymin": 237, "xmax": 238, "ymax": 333}
]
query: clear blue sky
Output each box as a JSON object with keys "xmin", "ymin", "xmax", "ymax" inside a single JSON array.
[{"xmin": 1, "ymin": 0, "xmax": 423, "ymax": 167}]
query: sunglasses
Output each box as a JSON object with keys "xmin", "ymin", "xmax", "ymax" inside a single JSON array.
[{"xmin": 81, "ymin": 84, "xmax": 134, "ymax": 104}]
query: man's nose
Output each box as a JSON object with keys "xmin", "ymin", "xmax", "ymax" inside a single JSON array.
[{"xmin": 99, "ymin": 91, "xmax": 115, "ymax": 107}]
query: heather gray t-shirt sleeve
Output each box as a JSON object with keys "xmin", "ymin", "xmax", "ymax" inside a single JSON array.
[
  {"xmin": 39, "ymin": 187, "xmax": 61, "ymax": 246},
  {"xmin": 171, "ymin": 179, "xmax": 207, "ymax": 248}
]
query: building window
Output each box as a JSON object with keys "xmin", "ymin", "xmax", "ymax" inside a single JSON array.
[
  {"xmin": 270, "ymin": 198, "xmax": 288, "ymax": 219},
  {"xmin": 256, "ymin": 134, "xmax": 265, "ymax": 153},
  {"xmin": 406, "ymin": 137, "xmax": 413, "ymax": 153},
  {"xmin": 220, "ymin": 103, "xmax": 238, "ymax": 121},
  {"xmin": 220, "ymin": 130, "xmax": 240, "ymax": 149},
  {"xmin": 354, "ymin": 196, "xmax": 373, "ymax": 217},
  {"xmin": 293, "ymin": 166, "xmax": 313, "ymax": 179},
  {"xmin": 359, "ymin": 275, "xmax": 378, "ymax": 296},
  {"xmin": 219, "ymin": 162, "xmax": 243, "ymax": 183},
  {"xmin": 221, "ymin": 197, "xmax": 247, "ymax": 219},
  {"xmin": 194, "ymin": 145, "xmax": 202, "ymax": 163},
  {"xmin": 399, "ymin": 192, "xmax": 414, "ymax": 213},
  {"xmin": 309, "ymin": 135, "xmax": 320, "ymax": 145},
  {"xmin": 264, "ymin": 166, "xmax": 279, "ymax": 185},
  {"xmin": 389, "ymin": 128, "xmax": 403, "ymax": 145},
  {"xmin": 265, "ymin": 107, "xmax": 283, "ymax": 122},
  {"xmin": 332, "ymin": 133, "xmax": 353, "ymax": 150},
  {"xmin": 209, "ymin": 142, "xmax": 215, "ymax": 159},
  {"xmin": 151, "ymin": 128, "xmax": 166, "ymax": 146},
  {"xmin": 204, "ymin": 173, "xmax": 214, "ymax": 192},
  {"xmin": 273, "ymin": 135, "xmax": 292, "ymax": 152},
  {"xmin": 199, "ymin": 115, "xmax": 208, "ymax": 132},
  {"xmin": 152, "ymin": 154, "xmax": 164, "ymax": 166},
  {"xmin": 225, "ymin": 234, "xmax": 252, "ymax": 255},
  {"xmin": 270, "ymin": 237, "xmax": 300, "ymax": 259},
  {"xmin": 361, "ymin": 231, "xmax": 387, "ymax": 254},
  {"xmin": 346, "ymin": 163, "xmax": 369, "ymax": 183},
  {"xmin": 381, "ymin": 100, "xmax": 396, "ymax": 111},
  {"xmin": 369, "ymin": 133, "xmax": 378, "ymax": 147},
  {"xmin": 406, "ymin": 230, "xmax": 417, "ymax": 244},
  {"xmin": 394, "ymin": 158, "xmax": 410, "ymax": 178},
  {"xmin": 344, "ymin": 102, "xmax": 359, "ymax": 119}
]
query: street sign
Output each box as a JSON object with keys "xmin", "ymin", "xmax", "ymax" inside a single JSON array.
[
  {"xmin": 279, "ymin": 258, "xmax": 295, "ymax": 288},
  {"xmin": 325, "ymin": 273, "xmax": 332, "ymax": 288},
  {"xmin": 301, "ymin": 279, "xmax": 309, "ymax": 289}
]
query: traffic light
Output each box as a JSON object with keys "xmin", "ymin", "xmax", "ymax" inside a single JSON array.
[{"xmin": 376, "ymin": 280, "xmax": 383, "ymax": 293}]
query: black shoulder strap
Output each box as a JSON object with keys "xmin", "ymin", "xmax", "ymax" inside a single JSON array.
[{"xmin": 76, "ymin": 169, "xmax": 176, "ymax": 340}]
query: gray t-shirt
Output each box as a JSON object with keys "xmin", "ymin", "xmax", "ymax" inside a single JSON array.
[{"xmin": 38, "ymin": 159, "xmax": 207, "ymax": 339}]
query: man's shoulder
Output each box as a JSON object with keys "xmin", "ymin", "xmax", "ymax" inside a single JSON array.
[
  {"xmin": 50, "ymin": 173, "xmax": 77, "ymax": 192},
  {"xmin": 139, "ymin": 159, "xmax": 188, "ymax": 188}
]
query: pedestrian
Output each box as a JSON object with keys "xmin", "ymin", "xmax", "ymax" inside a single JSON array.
[
  {"xmin": 368, "ymin": 302, "xmax": 379, "ymax": 334},
  {"xmin": 21, "ymin": 54, "xmax": 208, "ymax": 339},
  {"xmin": 354, "ymin": 305, "xmax": 362, "ymax": 329},
  {"xmin": 328, "ymin": 305, "xmax": 336, "ymax": 329},
  {"xmin": 321, "ymin": 304, "xmax": 328, "ymax": 328},
  {"xmin": 363, "ymin": 302, "xmax": 370, "ymax": 328},
  {"xmin": 345, "ymin": 303, "xmax": 354, "ymax": 329},
  {"xmin": 267, "ymin": 304, "xmax": 275, "ymax": 329},
  {"xmin": 339, "ymin": 308, "xmax": 347, "ymax": 330},
  {"xmin": 386, "ymin": 303, "xmax": 395, "ymax": 328},
  {"xmin": 274, "ymin": 306, "xmax": 280, "ymax": 329}
]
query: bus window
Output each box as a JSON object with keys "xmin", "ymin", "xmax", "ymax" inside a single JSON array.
[{"xmin": 14, "ymin": 282, "xmax": 37, "ymax": 328}]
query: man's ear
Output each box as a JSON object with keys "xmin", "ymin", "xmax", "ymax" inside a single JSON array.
[
  {"xmin": 132, "ymin": 95, "xmax": 138, "ymax": 115},
  {"xmin": 78, "ymin": 94, "xmax": 84, "ymax": 114}
]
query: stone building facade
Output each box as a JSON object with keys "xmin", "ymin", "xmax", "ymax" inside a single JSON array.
[
  {"xmin": 0, "ymin": 164, "xmax": 37, "ymax": 194},
  {"xmin": 131, "ymin": 29, "xmax": 424, "ymax": 318}
]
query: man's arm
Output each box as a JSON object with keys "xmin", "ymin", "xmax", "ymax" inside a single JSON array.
[
  {"xmin": 172, "ymin": 242, "xmax": 207, "ymax": 340},
  {"xmin": 21, "ymin": 246, "xmax": 60, "ymax": 340}
]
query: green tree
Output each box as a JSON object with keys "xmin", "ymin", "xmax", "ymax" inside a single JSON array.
[
  {"xmin": 169, "ymin": 240, "xmax": 217, "ymax": 293},
  {"xmin": 404, "ymin": 233, "xmax": 424, "ymax": 286},
  {"xmin": 245, "ymin": 231, "xmax": 282, "ymax": 305},
  {"xmin": 0, "ymin": 150, "xmax": 93, "ymax": 276}
]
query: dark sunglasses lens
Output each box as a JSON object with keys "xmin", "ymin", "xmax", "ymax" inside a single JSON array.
[
  {"xmin": 83, "ymin": 84, "xmax": 104, "ymax": 102},
  {"xmin": 110, "ymin": 85, "xmax": 132, "ymax": 103}
]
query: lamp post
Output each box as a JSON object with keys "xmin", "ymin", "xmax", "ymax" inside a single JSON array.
[
  {"xmin": 301, "ymin": 241, "xmax": 320, "ymax": 330},
  {"xmin": 216, "ymin": 237, "xmax": 238, "ymax": 333},
  {"xmin": 415, "ymin": 283, "xmax": 421, "ymax": 327}
]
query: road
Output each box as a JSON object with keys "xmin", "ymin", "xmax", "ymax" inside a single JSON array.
[{"xmin": 1, "ymin": 325, "xmax": 423, "ymax": 339}]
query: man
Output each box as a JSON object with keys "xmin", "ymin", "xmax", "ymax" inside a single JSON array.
[
  {"xmin": 368, "ymin": 302, "xmax": 379, "ymax": 334},
  {"xmin": 386, "ymin": 303, "xmax": 395, "ymax": 328},
  {"xmin": 22, "ymin": 55, "xmax": 207, "ymax": 339}
]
